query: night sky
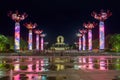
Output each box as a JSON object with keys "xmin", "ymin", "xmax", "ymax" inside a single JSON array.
[{"xmin": 0, "ymin": 0, "xmax": 120, "ymax": 45}]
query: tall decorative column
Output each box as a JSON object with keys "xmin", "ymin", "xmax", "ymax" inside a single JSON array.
[
  {"xmin": 76, "ymin": 33, "xmax": 82, "ymax": 51},
  {"xmin": 34, "ymin": 30, "xmax": 43, "ymax": 50},
  {"xmin": 24, "ymin": 22, "xmax": 37, "ymax": 50},
  {"xmin": 40, "ymin": 34, "xmax": 46, "ymax": 51},
  {"xmin": 91, "ymin": 10, "xmax": 112, "ymax": 50},
  {"xmin": 8, "ymin": 11, "xmax": 28, "ymax": 51},
  {"xmin": 79, "ymin": 29, "xmax": 87, "ymax": 50},
  {"xmin": 83, "ymin": 22, "xmax": 97, "ymax": 51}
]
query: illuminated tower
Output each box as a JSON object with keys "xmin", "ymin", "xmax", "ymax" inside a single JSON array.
[
  {"xmin": 24, "ymin": 22, "xmax": 37, "ymax": 50},
  {"xmin": 79, "ymin": 29, "xmax": 87, "ymax": 50},
  {"xmin": 76, "ymin": 33, "xmax": 82, "ymax": 51},
  {"xmin": 34, "ymin": 30, "xmax": 43, "ymax": 50},
  {"xmin": 91, "ymin": 10, "xmax": 112, "ymax": 50},
  {"xmin": 8, "ymin": 11, "xmax": 27, "ymax": 51},
  {"xmin": 83, "ymin": 22, "xmax": 97, "ymax": 51},
  {"xmin": 40, "ymin": 34, "xmax": 46, "ymax": 51}
]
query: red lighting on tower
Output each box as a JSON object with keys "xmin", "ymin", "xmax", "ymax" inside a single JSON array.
[
  {"xmin": 8, "ymin": 10, "xmax": 28, "ymax": 22},
  {"xmin": 34, "ymin": 30, "xmax": 43, "ymax": 35},
  {"xmin": 83, "ymin": 22, "xmax": 97, "ymax": 29},
  {"xmin": 91, "ymin": 10, "xmax": 112, "ymax": 21},
  {"xmin": 24, "ymin": 22, "xmax": 37, "ymax": 30}
]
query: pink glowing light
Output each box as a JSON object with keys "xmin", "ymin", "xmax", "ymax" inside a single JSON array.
[
  {"xmin": 40, "ymin": 59, "xmax": 44, "ymax": 72},
  {"xmin": 14, "ymin": 74, "xmax": 20, "ymax": 80},
  {"xmin": 36, "ymin": 60, "xmax": 40, "ymax": 72},
  {"xmin": 26, "ymin": 74, "xmax": 33, "ymax": 80},
  {"xmin": 27, "ymin": 64, "xmax": 33, "ymax": 72},
  {"xmin": 88, "ymin": 57, "xmax": 93, "ymax": 69},
  {"xmin": 99, "ymin": 58, "xmax": 106, "ymax": 70}
]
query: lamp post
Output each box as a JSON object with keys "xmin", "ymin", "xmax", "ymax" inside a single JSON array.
[
  {"xmin": 40, "ymin": 34, "xmax": 46, "ymax": 51},
  {"xmin": 79, "ymin": 29, "xmax": 87, "ymax": 50},
  {"xmin": 76, "ymin": 33, "xmax": 82, "ymax": 51},
  {"xmin": 8, "ymin": 11, "xmax": 28, "ymax": 51},
  {"xmin": 34, "ymin": 30, "xmax": 43, "ymax": 50},
  {"xmin": 83, "ymin": 22, "xmax": 97, "ymax": 51},
  {"xmin": 24, "ymin": 22, "xmax": 37, "ymax": 50},
  {"xmin": 91, "ymin": 10, "xmax": 112, "ymax": 50}
]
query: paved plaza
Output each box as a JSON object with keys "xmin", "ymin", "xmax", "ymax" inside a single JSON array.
[{"xmin": 44, "ymin": 69, "xmax": 120, "ymax": 80}]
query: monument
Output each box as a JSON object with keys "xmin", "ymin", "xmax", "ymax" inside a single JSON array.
[{"xmin": 51, "ymin": 36, "xmax": 69, "ymax": 50}]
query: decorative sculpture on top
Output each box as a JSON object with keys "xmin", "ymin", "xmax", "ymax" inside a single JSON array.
[
  {"xmin": 76, "ymin": 33, "xmax": 82, "ymax": 51},
  {"xmin": 8, "ymin": 10, "xmax": 28, "ymax": 51},
  {"xmin": 91, "ymin": 10, "xmax": 112, "ymax": 50},
  {"xmin": 40, "ymin": 34, "xmax": 46, "ymax": 51},
  {"xmin": 24, "ymin": 22, "xmax": 37, "ymax": 50},
  {"xmin": 34, "ymin": 30, "xmax": 43, "ymax": 50},
  {"xmin": 83, "ymin": 22, "xmax": 97, "ymax": 51},
  {"xmin": 79, "ymin": 29, "xmax": 87, "ymax": 50}
]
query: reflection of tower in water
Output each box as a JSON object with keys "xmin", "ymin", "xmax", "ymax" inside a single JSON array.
[
  {"xmin": 99, "ymin": 58, "xmax": 106, "ymax": 70},
  {"xmin": 88, "ymin": 57, "xmax": 93, "ymax": 69}
]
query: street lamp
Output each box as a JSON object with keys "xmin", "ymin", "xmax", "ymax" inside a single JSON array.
[
  {"xmin": 8, "ymin": 11, "xmax": 28, "ymax": 51},
  {"xmin": 91, "ymin": 10, "xmax": 112, "ymax": 50}
]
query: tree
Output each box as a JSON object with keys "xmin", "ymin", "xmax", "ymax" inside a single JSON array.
[
  {"xmin": 105, "ymin": 34, "xmax": 112, "ymax": 49},
  {"xmin": 7, "ymin": 36, "xmax": 14, "ymax": 50},
  {"xmin": 7, "ymin": 36, "xmax": 27, "ymax": 51},
  {"xmin": 0, "ymin": 34, "xmax": 9, "ymax": 51},
  {"xmin": 20, "ymin": 38, "xmax": 27, "ymax": 50},
  {"xmin": 109, "ymin": 34, "xmax": 120, "ymax": 52},
  {"xmin": 92, "ymin": 39, "xmax": 99, "ymax": 49}
]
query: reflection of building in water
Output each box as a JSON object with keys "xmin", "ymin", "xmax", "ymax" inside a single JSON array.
[
  {"xmin": 54, "ymin": 58, "xmax": 66, "ymax": 71},
  {"xmin": 75, "ymin": 57, "xmax": 108, "ymax": 70},
  {"xmin": 51, "ymin": 36, "xmax": 69, "ymax": 50}
]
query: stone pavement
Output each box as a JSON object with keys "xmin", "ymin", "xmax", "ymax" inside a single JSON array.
[{"xmin": 44, "ymin": 68, "xmax": 120, "ymax": 80}]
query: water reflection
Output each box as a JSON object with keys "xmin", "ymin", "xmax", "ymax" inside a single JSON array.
[{"xmin": 0, "ymin": 56, "xmax": 120, "ymax": 80}]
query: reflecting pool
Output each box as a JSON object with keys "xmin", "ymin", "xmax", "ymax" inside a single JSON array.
[{"xmin": 0, "ymin": 56, "xmax": 120, "ymax": 80}]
